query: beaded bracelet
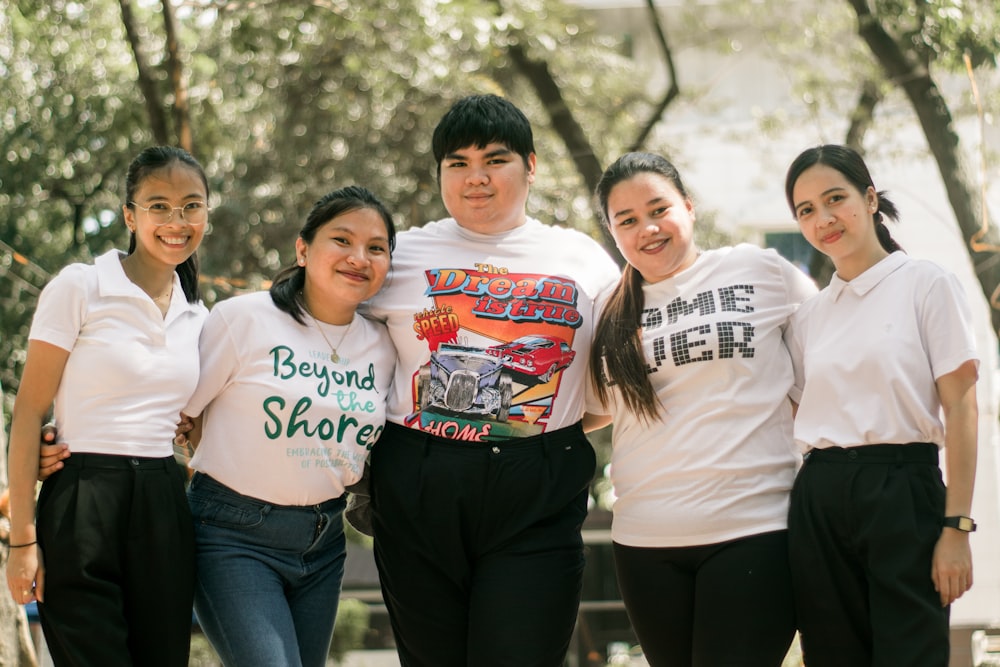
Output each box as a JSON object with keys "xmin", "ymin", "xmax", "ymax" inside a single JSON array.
[{"xmin": 9, "ymin": 541, "xmax": 37, "ymax": 549}]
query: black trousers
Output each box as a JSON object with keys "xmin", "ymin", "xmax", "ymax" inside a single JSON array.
[
  {"xmin": 370, "ymin": 421, "xmax": 596, "ymax": 667},
  {"xmin": 788, "ymin": 444, "xmax": 949, "ymax": 667},
  {"xmin": 36, "ymin": 453, "xmax": 195, "ymax": 667},
  {"xmin": 614, "ymin": 531, "xmax": 796, "ymax": 667}
]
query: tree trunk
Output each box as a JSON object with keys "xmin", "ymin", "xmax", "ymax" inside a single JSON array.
[
  {"xmin": 505, "ymin": 41, "xmax": 624, "ymax": 266},
  {"xmin": 161, "ymin": 0, "xmax": 194, "ymax": 154},
  {"xmin": 845, "ymin": 0, "xmax": 1000, "ymax": 335},
  {"xmin": 627, "ymin": 0, "xmax": 680, "ymax": 153},
  {"xmin": 119, "ymin": 0, "xmax": 171, "ymax": 145}
]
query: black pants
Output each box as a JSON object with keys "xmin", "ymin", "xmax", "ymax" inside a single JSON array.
[
  {"xmin": 614, "ymin": 531, "xmax": 795, "ymax": 667},
  {"xmin": 788, "ymin": 444, "xmax": 949, "ymax": 667},
  {"xmin": 36, "ymin": 453, "xmax": 195, "ymax": 667},
  {"xmin": 370, "ymin": 421, "xmax": 596, "ymax": 667}
]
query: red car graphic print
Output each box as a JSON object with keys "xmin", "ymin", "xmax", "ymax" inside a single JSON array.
[{"xmin": 485, "ymin": 335, "xmax": 576, "ymax": 383}]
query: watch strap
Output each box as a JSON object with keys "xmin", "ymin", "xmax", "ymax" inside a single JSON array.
[{"xmin": 943, "ymin": 516, "xmax": 977, "ymax": 532}]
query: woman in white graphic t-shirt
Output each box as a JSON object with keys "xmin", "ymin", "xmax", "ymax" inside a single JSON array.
[{"xmin": 587, "ymin": 151, "xmax": 817, "ymax": 666}]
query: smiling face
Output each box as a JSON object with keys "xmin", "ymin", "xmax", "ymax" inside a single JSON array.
[
  {"xmin": 791, "ymin": 163, "xmax": 883, "ymax": 279},
  {"xmin": 123, "ymin": 163, "xmax": 207, "ymax": 270},
  {"xmin": 296, "ymin": 207, "xmax": 392, "ymax": 324},
  {"xmin": 438, "ymin": 142, "xmax": 536, "ymax": 234},
  {"xmin": 606, "ymin": 171, "xmax": 698, "ymax": 283}
]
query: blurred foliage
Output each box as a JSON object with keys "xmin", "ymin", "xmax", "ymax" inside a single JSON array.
[
  {"xmin": 2, "ymin": 0, "xmax": 996, "ymax": 421},
  {"xmin": 0, "ymin": 0, "xmax": 658, "ymax": 415},
  {"xmin": 329, "ymin": 597, "xmax": 371, "ymax": 663}
]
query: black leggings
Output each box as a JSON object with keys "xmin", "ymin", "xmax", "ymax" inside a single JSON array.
[{"xmin": 613, "ymin": 531, "xmax": 795, "ymax": 667}]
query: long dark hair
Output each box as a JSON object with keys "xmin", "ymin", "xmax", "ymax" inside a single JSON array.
[
  {"xmin": 124, "ymin": 146, "xmax": 208, "ymax": 303},
  {"xmin": 269, "ymin": 185, "xmax": 396, "ymax": 324},
  {"xmin": 590, "ymin": 152, "xmax": 691, "ymax": 422},
  {"xmin": 784, "ymin": 144, "xmax": 902, "ymax": 253}
]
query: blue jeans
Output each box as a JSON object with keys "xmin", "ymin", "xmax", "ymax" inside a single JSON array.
[{"xmin": 187, "ymin": 473, "xmax": 347, "ymax": 667}]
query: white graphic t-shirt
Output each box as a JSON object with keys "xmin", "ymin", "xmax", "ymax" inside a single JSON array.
[
  {"xmin": 185, "ymin": 291, "xmax": 395, "ymax": 505},
  {"xmin": 365, "ymin": 217, "xmax": 620, "ymax": 442},
  {"xmin": 588, "ymin": 245, "xmax": 817, "ymax": 547}
]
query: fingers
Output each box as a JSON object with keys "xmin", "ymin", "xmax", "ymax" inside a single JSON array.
[
  {"xmin": 39, "ymin": 443, "xmax": 69, "ymax": 459},
  {"xmin": 6, "ymin": 586, "xmax": 35, "ymax": 605},
  {"xmin": 6, "ymin": 572, "xmax": 38, "ymax": 605},
  {"xmin": 35, "ymin": 560, "xmax": 45, "ymax": 603},
  {"xmin": 932, "ymin": 563, "xmax": 973, "ymax": 606},
  {"xmin": 175, "ymin": 414, "xmax": 195, "ymax": 437},
  {"xmin": 38, "ymin": 443, "xmax": 70, "ymax": 480}
]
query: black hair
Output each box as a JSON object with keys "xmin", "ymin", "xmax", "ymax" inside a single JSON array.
[
  {"xmin": 124, "ymin": 146, "xmax": 208, "ymax": 303},
  {"xmin": 431, "ymin": 95, "xmax": 535, "ymax": 175},
  {"xmin": 269, "ymin": 185, "xmax": 396, "ymax": 324},
  {"xmin": 590, "ymin": 152, "xmax": 692, "ymax": 422},
  {"xmin": 784, "ymin": 144, "xmax": 902, "ymax": 253}
]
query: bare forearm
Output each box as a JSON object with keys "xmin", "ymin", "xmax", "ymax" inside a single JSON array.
[
  {"xmin": 942, "ymin": 398, "xmax": 977, "ymax": 517},
  {"xmin": 8, "ymin": 410, "xmax": 44, "ymax": 544}
]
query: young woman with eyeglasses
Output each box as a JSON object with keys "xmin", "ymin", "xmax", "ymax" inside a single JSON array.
[{"xmin": 5, "ymin": 146, "xmax": 209, "ymax": 666}]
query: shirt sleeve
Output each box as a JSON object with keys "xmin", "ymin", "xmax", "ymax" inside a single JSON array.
[
  {"xmin": 920, "ymin": 269, "xmax": 979, "ymax": 380},
  {"xmin": 785, "ymin": 308, "xmax": 807, "ymax": 404},
  {"xmin": 182, "ymin": 303, "xmax": 241, "ymax": 417},
  {"xmin": 585, "ymin": 285, "xmax": 616, "ymax": 416},
  {"xmin": 28, "ymin": 265, "xmax": 89, "ymax": 352},
  {"xmin": 778, "ymin": 257, "xmax": 820, "ymax": 308}
]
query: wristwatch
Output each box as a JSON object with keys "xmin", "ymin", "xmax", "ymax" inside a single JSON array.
[{"xmin": 943, "ymin": 516, "xmax": 977, "ymax": 532}]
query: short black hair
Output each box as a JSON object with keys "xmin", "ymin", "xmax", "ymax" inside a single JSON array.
[{"xmin": 431, "ymin": 95, "xmax": 535, "ymax": 175}]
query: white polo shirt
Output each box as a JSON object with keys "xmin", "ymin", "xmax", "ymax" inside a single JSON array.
[
  {"xmin": 788, "ymin": 251, "xmax": 978, "ymax": 451},
  {"xmin": 29, "ymin": 250, "xmax": 207, "ymax": 458}
]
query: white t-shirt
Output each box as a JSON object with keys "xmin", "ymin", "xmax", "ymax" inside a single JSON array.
[
  {"xmin": 184, "ymin": 291, "xmax": 395, "ymax": 505},
  {"xmin": 587, "ymin": 245, "xmax": 817, "ymax": 547},
  {"xmin": 789, "ymin": 251, "xmax": 978, "ymax": 451},
  {"xmin": 29, "ymin": 249, "xmax": 207, "ymax": 458},
  {"xmin": 364, "ymin": 217, "xmax": 620, "ymax": 442}
]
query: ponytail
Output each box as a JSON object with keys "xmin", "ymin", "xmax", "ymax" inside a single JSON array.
[{"xmin": 589, "ymin": 265, "xmax": 662, "ymax": 423}]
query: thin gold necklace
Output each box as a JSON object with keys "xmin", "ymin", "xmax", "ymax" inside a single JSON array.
[{"xmin": 304, "ymin": 304, "xmax": 353, "ymax": 363}]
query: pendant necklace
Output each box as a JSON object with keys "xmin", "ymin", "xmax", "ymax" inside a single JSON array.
[{"xmin": 304, "ymin": 305, "xmax": 353, "ymax": 363}]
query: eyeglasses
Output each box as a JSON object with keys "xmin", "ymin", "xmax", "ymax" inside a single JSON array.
[{"xmin": 128, "ymin": 201, "xmax": 210, "ymax": 226}]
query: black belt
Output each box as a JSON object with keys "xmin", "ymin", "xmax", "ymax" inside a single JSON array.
[
  {"xmin": 62, "ymin": 452, "xmax": 177, "ymax": 470},
  {"xmin": 804, "ymin": 443, "xmax": 938, "ymax": 465}
]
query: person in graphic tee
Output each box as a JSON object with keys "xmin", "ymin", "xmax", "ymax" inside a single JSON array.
[
  {"xmin": 178, "ymin": 186, "xmax": 396, "ymax": 667},
  {"xmin": 362, "ymin": 94, "xmax": 621, "ymax": 667},
  {"xmin": 6, "ymin": 146, "xmax": 209, "ymax": 666},
  {"xmin": 586, "ymin": 152, "xmax": 817, "ymax": 666},
  {"xmin": 785, "ymin": 144, "xmax": 979, "ymax": 667}
]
